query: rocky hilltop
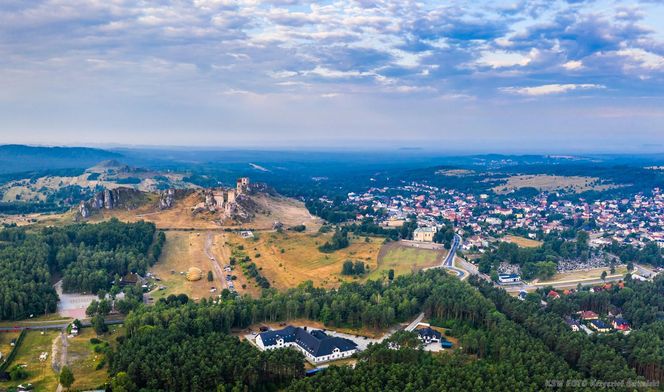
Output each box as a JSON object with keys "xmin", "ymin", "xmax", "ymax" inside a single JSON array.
[
  {"xmin": 78, "ymin": 187, "xmax": 146, "ymax": 218},
  {"xmin": 159, "ymin": 188, "xmax": 191, "ymax": 210},
  {"xmin": 77, "ymin": 187, "xmax": 193, "ymax": 219}
]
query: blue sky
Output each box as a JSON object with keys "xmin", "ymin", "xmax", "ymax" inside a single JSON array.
[{"xmin": 0, "ymin": 0, "xmax": 663, "ymax": 152}]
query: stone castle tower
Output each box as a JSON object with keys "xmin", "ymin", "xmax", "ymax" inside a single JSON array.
[{"xmin": 236, "ymin": 177, "xmax": 249, "ymax": 194}]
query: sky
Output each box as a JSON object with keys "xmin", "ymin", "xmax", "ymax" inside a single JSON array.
[{"xmin": 0, "ymin": 0, "xmax": 663, "ymax": 153}]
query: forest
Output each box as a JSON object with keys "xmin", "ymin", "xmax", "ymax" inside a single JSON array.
[
  {"xmin": 0, "ymin": 219, "xmax": 160, "ymax": 320},
  {"xmin": 532, "ymin": 275, "xmax": 664, "ymax": 383},
  {"xmin": 106, "ymin": 269, "xmax": 662, "ymax": 391},
  {"xmin": 478, "ymin": 230, "xmax": 593, "ymax": 279}
]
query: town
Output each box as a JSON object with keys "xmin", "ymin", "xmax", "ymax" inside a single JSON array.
[{"xmin": 342, "ymin": 182, "xmax": 664, "ymax": 278}]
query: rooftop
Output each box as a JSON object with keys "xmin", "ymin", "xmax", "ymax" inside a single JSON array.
[{"xmin": 259, "ymin": 326, "xmax": 357, "ymax": 358}]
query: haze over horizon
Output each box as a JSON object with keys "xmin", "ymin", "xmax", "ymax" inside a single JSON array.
[{"xmin": 1, "ymin": 0, "xmax": 663, "ymax": 152}]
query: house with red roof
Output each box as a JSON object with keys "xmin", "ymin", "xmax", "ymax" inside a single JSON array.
[
  {"xmin": 612, "ymin": 318, "xmax": 631, "ymax": 332},
  {"xmin": 580, "ymin": 311, "xmax": 599, "ymax": 320}
]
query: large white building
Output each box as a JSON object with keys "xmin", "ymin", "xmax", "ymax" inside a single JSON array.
[
  {"xmin": 413, "ymin": 226, "xmax": 437, "ymax": 242},
  {"xmin": 498, "ymin": 273, "xmax": 521, "ymax": 284},
  {"xmin": 256, "ymin": 326, "xmax": 358, "ymax": 364}
]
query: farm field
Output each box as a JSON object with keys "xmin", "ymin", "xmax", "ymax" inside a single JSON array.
[
  {"xmin": 227, "ymin": 231, "xmax": 383, "ymax": 290},
  {"xmin": 493, "ymin": 174, "xmax": 620, "ymax": 194},
  {"xmin": 371, "ymin": 242, "xmax": 445, "ymax": 280},
  {"xmin": 0, "ymin": 330, "xmax": 60, "ymax": 392},
  {"xmin": 502, "ymin": 235, "xmax": 542, "ymax": 248}
]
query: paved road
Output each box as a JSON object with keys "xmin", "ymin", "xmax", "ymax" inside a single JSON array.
[
  {"xmin": 405, "ymin": 313, "xmax": 425, "ymax": 332},
  {"xmin": 423, "ymin": 234, "xmax": 467, "ymax": 279},
  {"xmin": 444, "ymin": 235, "xmax": 460, "ymax": 267},
  {"xmin": 444, "ymin": 236, "xmax": 633, "ymax": 291},
  {"xmin": 634, "ymin": 263, "xmax": 659, "ymax": 278},
  {"xmin": 442, "ymin": 235, "xmax": 467, "ymax": 279},
  {"xmin": 502, "ymin": 274, "xmax": 627, "ymax": 293},
  {"xmin": 0, "ymin": 318, "xmax": 124, "ymax": 332}
]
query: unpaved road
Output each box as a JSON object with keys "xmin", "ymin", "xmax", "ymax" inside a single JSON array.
[
  {"xmin": 53, "ymin": 329, "xmax": 68, "ymax": 392},
  {"xmin": 205, "ymin": 232, "xmax": 228, "ymax": 291}
]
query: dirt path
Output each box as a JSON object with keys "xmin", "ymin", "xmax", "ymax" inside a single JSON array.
[
  {"xmin": 205, "ymin": 232, "xmax": 227, "ymax": 291},
  {"xmin": 52, "ymin": 329, "xmax": 68, "ymax": 392}
]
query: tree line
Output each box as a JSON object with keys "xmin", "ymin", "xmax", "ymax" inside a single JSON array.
[
  {"xmin": 0, "ymin": 219, "xmax": 159, "ymax": 320},
  {"xmin": 535, "ymin": 275, "xmax": 664, "ymax": 383},
  {"xmin": 468, "ymin": 276, "xmax": 639, "ymax": 383},
  {"xmin": 479, "ymin": 230, "xmax": 592, "ymax": 280},
  {"xmin": 111, "ymin": 269, "xmax": 600, "ymax": 391}
]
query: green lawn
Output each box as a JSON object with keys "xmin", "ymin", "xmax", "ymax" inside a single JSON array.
[
  {"xmin": 370, "ymin": 243, "xmax": 445, "ymax": 280},
  {"xmin": 0, "ymin": 330, "xmax": 60, "ymax": 392}
]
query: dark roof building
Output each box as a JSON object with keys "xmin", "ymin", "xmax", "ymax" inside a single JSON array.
[
  {"xmin": 590, "ymin": 320, "xmax": 611, "ymax": 332},
  {"xmin": 256, "ymin": 326, "xmax": 358, "ymax": 363},
  {"xmin": 417, "ymin": 327, "xmax": 442, "ymax": 343}
]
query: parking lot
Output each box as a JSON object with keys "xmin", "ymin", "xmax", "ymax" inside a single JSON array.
[{"xmin": 54, "ymin": 280, "xmax": 97, "ymax": 319}]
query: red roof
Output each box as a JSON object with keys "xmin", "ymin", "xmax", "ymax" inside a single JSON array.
[{"xmin": 580, "ymin": 311, "xmax": 598, "ymax": 320}]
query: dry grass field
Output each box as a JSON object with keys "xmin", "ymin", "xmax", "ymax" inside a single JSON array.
[
  {"xmin": 246, "ymin": 194, "xmax": 323, "ymax": 232},
  {"xmin": 227, "ymin": 231, "xmax": 383, "ymax": 290},
  {"xmin": 66, "ymin": 326, "xmax": 123, "ymax": 390},
  {"xmin": 89, "ymin": 192, "xmax": 223, "ymax": 230},
  {"xmin": 493, "ymin": 175, "xmax": 620, "ymax": 194},
  {"xmin": 149, "ymin": 231, "xmax": 222, "ymax": 300},
  {"xmin": 0, "ymin": 211, "xmax": 73, "ymax": 227},
  {"xmin": 0, "ymin": 331, "xmax": 60, "ymax": 392},
  {"xmin": 503, "ymin": 235, "xmax": 542, "ymax": 248},
  {"xmin": 371, "ymin": 242, "xmax": 444, "ymax": 280}
]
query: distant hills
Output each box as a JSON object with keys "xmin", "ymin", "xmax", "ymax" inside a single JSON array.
[{"xmin": 0, "ymin": 144, "xmax": 121, "ymax": 174}]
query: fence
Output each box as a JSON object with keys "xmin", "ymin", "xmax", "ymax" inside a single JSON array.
[{"xmin": 0, "ymin": 329, "xmax": 27, "ymax": 374}]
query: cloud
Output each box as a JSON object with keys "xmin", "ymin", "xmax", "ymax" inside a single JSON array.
[
  {"xmin": 475, "ymin": 50, "xmax": 534, "ymax": 68},
  {"xmin": 501, "ymin": 83, "xmax": 605, "ymax": 96},
  {"xmin": 0, "ymin": 0, "xmax": 663, "ymax": 148}
]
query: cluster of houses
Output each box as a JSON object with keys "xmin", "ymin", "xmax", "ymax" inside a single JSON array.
[
  {"xmin": 342, "ymin": 182, "xmax": 664, "ymax": 266},
  {"xmin": 565, "ymin": 310, "xmax": 631, "ymax": 335}
]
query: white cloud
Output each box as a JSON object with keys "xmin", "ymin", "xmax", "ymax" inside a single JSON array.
[
  {"xmin": 562, "ymin": 60, "xmax": 583, "ymax": 70},
  {"xmin": 476, "ymin": 50, "xmax": 533, "ymax": 68},
  {"xmin": 616, "ymin": 48, "xmax": 664, "ymax": 71},
  {"xmin": 304, "ymin": 66, "xmax": 369, "ymax": 79},
  {"xmin": 501, "ymin": 83, "xmax": 605, "ymax": 96}
]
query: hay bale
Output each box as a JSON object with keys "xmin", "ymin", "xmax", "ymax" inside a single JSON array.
[{"xmin": 186, "ymin": 267, "xmax": 202, "ymax": 281}]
